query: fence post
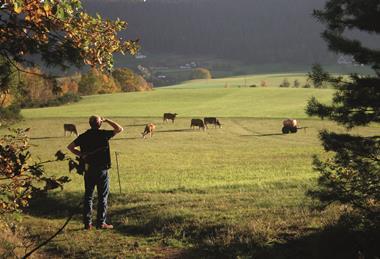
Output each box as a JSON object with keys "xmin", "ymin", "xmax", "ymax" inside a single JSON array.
[{"xmin": 115, "ymin": 151, "xmax": 122, "ymax": 194}]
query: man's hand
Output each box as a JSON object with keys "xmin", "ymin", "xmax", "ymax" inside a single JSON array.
[{"xmin": 100, "ymin": 117, "xmax": 123, "ymax": 134}]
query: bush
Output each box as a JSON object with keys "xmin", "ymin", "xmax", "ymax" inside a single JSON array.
[
  {"xmin": 112, "ymin": 68, "xmax": 152, "ymax": 92},
  {"xmin": 279, "ymin": 78, "xmax": 290, "ymax": 87},
  {"xmin": 20, "ymin": 68, "xmax": 56, "ymax": 104},
  {"xmin": 0, "ymin": 104, "xmax": 22, "ymax": 125},
  {"xmin": 303, "ymin": 83, "xmax": 311, "ymax": 88},
  {"xmin": 0, "ymin": 129, "xmax": 71, "ymax": 213},
  {"xmin": 78, "ymin": 69, "xmax": 120, "ymax": 95},
  {"xmin": 293, "ymin": 79, "xmax": 300, "ymax": 88},
  {"xmin": 59, "ymin": 78, "xmax": 79, "ymax": 94},
  {"xmin": 190, "ymin": 68, "xmax": 212, "ymax": 80}
]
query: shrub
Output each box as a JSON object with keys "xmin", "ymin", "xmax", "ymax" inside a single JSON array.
[
  {"xmin": 303, "ymin": 83, "xmax": 311, "ymax": 88},
  {"xmin": 0, "ymin": 104, "xmax": 22, "ymax": 125},
  {"xmin": 190, "ymin": 68, "xmax": 212, "ymax": 80},
  {"xmin": 279, "ymin": 78, "xmax": 290, "ymax": 87},
  {"xmin": 293, "ymin": 79, "xmax": 300, "ymax": 88},
  {"xmin": 112, "ymin": 68, "xmax": 152, "ymax": 92},
  {"xmin": 78, "ymin": 69, "xmax": 120, "ymax": 95},
  {"xmin": 0, "ymin": 129, "xmax": 71, "ymax": 213},
  {"xmin": 19, "ymin": 68, "xmax": 55, "ymax": 105},
  {"xmin": 60, "ymin": 79, "xmax": 79, "ymax": 94}
]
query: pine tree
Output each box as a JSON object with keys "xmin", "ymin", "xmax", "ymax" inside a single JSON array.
[{"xmin": 306, "ymin": 0, "xmax": 380, "ymax": 224}]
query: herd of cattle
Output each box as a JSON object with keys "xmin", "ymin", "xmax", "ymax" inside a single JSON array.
[
  {"xmin": 63, "ymin": 113, "xmax": 223, "ymax": 139},
  {"xmin": 64, "ymin": 114, "xmax": 300, "ymax": 139}
]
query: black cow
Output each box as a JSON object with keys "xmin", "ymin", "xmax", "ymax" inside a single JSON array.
[
  {"xmin": 163, "ymin": 113, "xmax": 178, "ymax": 123},
  {"xmin": 190, "ymin": 119, "xmax": 205, "ymax": 130},
  {"xmin": 204, "ymin": 117, "xmax": 222, "ymax": 128},
  {"xmin": 64, "ymin": 124, "xmax": 78, "ymax": 136}
]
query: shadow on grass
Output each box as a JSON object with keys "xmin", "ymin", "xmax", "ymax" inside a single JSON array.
[
  {"xmin": 156, "ymin": 128, "xmax": 193, "ymax": 133},
  {"xmin": 25, "ymin": 193, "xmax": 380, "ymax": 259},
  {"xmin": 240, "ymin": 132, "xmax": 284, "ymax": 137},
  {"xmin": 124, "ymin": 124, "xmax": 149, "ymax": 127},
  {"xmin": 25, "ymin": 192, "xmax": 83, "ymax": 219},
  {"xmin": 30, "ymin": 136, "xmax": 66, "ymax": 140}
]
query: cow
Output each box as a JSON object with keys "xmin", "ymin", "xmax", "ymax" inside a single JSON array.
[
  {"xmin": 204, "ymin": 117, "xmax": 222, "ymax": 128},
  {"xmin": 163, "ymin": 113, "xmax": 178, "ymax": 123},
  {"xmin": 190, "ymin": 119, "xmax": 205, "ymax": 130},
  {"xmin": 64, "ymin": 123, "xmax": 78, "ymax": 136},
  {"xmin": 142, "ymin": 123, "xmax": 156, "ymax": 139}
]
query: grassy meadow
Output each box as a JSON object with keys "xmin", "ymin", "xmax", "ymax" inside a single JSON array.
[{"xmin": 3, "ymin": 75, "xmax": 378, "ymax": 258}]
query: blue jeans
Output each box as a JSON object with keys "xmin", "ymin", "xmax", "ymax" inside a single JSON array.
[{"xmin": 83, "ymin": 168, "xmax": 110, "ymax": 226}]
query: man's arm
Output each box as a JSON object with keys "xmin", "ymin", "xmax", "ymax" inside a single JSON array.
[
  {"xmin": 102, "ymin": 118, "xmax": 123, "ymax": 134},
  {"xmin": 67, "ymin": 141, "xmax": 82, "ymax": 157}
]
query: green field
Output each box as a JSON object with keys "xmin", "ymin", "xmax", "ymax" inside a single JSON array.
[
  {"xmin": 3, "ymin": 74, "xmax": 378, "ymax": 258},
  {"xmin": 22, "ymin": 79, "xmax": 333, "ymax": 119}
]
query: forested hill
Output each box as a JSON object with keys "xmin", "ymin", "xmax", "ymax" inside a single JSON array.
[{"xmin": 83, "ymin": 0, "xmax": 336, "ymax": 65}]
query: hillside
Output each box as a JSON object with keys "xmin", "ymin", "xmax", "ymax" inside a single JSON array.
[
  {"xmin": 22, "ymin": 73, "xmax": 334, "ymax": 118},
  {"xmin": 82, "ymin": 0, "xmax": 335, "ymax": 65}
]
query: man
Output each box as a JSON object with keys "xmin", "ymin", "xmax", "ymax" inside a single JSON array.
[{"xmin": 67, "ymin": 115, "xmax": 123, "ymax": 230}]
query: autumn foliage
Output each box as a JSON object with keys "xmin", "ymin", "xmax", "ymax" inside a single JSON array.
[
  {"xmin": 0, "ymin": 0, "xmax": 139, "ymax": 71},
  {"xmin": 112, "ymin": 67, "xmax": 152, "ymax": 92},
  {"xmin": 0, "ymin": 128, "xmax": 71, "ymax": 213}
]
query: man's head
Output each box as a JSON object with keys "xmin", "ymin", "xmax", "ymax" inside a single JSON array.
[{"xmin": 89, "ymin": 115, "xmax": 102, "ymax": 129}]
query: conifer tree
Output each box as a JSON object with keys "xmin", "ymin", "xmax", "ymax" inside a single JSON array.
[{"xmin": 306, "ymin": 0, "xmax": 380, "ymax": 223}]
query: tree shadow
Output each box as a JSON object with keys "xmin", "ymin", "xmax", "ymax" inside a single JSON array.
[
  {"xmin": 112, "ymin": 136, "xmax": 142, "ymax": 140},
  {"xmin": 156, "ymin": 129, "xmax": 193, "ymax": 133},
  {"xmin": 241, "ymin": 133, "xmax": 284, "ymax": 137},
  {"xmin": 30, "ymin": 136, "xmax": 67, "ymax": 140},
  {"xmin": 124, "ymin": 124, "xmax": 149, "ymax": 127},
  {"xmin": 25, "ymin": 191, "xmax": 83, "ymax": 220},
  {"xmin": 24, "ymin": 192, "xmax": 380, "ymax": 259}
]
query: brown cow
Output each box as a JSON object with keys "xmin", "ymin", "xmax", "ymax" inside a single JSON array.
[
  {"xmin": 190, "ymin": 119, "xmax": 205, "ymax": 130},
  {"xmin": 204, "ymin": 117, "xmax": 222, "ymax": 128},
  {"xmin": 163, "ymin": 113, "xmax": 178, "ymax": 123},
  {"xmin": 64, "ymin": 123, "xmax": 78, "ymax": 136},
  {"xmin": 142, "ymin": 123, "xmax": 156, "ymax": 139}
]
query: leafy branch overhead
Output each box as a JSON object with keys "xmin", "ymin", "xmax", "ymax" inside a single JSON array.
[{"xmin": 0, "ymin": 0, "xmax": 139, "ymax": 71}]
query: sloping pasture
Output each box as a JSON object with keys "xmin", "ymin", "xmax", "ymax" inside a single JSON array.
[{"xmin": 4, "ymin": 77, "xmax": 378, "ymax": 258}]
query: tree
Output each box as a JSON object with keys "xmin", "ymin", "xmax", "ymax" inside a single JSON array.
[
  {"xmin": 112, "ymin": 67, "xmax": 152, "ymax": 92},
  {"xmin": 19, "ymin": 67, "xmax": 55, "ymax": 106},
  {"xmin": 279, "ymin": 78, "xmax": 290, "ymax": 87},
  {"xmin": 0, "ymin": 129, "xmax": 71, "ymax": 213},
  {"xmin": 293, "ymin": 79, "xmax": 300, "ymax": 88},
  {"xmin": 308, "ymin": 63, "xmax": 330, "ymax": 88},
  {"xmin": 0, "ymin": 0, "xmax": 138, "ymax": 71},
  {"xmin": 190, "ymin": 68, "xmax": 212, "ymax": 80},
  {"xmin": 78, "ymin": 69, "xmax": 120, "ymax": 95},
  {"xmin": 306, "ymin": 0, "xmax": 380, "ymax": 224},
  {"xmin": 0, "ymin": 0, "xmax": 139, "ymax": 117}
]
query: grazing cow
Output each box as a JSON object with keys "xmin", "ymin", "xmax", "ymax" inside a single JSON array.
[
  {"xmin": 163, "ymin": 113, "xmax": 178, "ymax": 123},
  {"xmin": 204, "ymin": 117, "xmax": 222, "ymax": 128},
  {"xmin": 190, "ymin": 119, "xmax": 205, "ymax": 130},
  {"xmin": 64, "ymin": 123, "xmax": 78, "ymax": 136},
  {"xmin": 142, "ymin": 123, "xmax": 156, "ymax": 139}
]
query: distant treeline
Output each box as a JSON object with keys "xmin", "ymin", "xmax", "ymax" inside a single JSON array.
[{"xmin": 83, "ymin": 0, "xmax": 338, "ymax": 64}]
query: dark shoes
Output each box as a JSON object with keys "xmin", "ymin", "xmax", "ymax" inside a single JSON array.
[{"xmin": 84, "ymin": 223, "xmax": 113, "ymax": 230}]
